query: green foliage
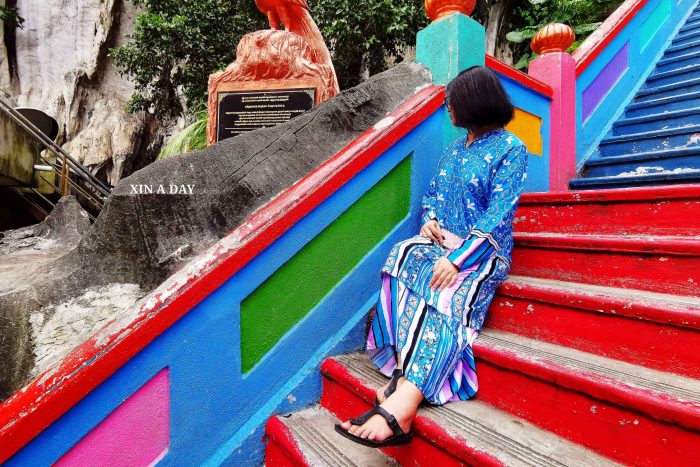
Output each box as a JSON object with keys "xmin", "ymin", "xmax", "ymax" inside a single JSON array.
[
  {"xmin": 112, "ymin": 0, "xmax": 623, "ymax": 118},
  {"xmin": 311, "ymin": 0, "xmax": 428, "ymax": 89},
  {"xmin": 110, "ymin": 0, "xmax": 266, "ymax": 119},
  {"xmin": 111, "ymin": 0, "xmax": 427, "ymax": 118},
  {"xmin": 157, "ymin": 111, "xmax": 208, "ymax": 159},
  {"xmin": 506, "ymin": 0, "xmax": 622, "ymax": 69},
  {"xmin": 0, "ymin": 5, "xmax": 24, "ymax": 28}
]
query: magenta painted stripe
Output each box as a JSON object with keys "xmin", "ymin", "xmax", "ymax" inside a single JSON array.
[
  {"xmin": 582, "ymin": 41, "xmax": 630, "ymax": 121},
  {"xmin": 55, "ymin": 369, "xmax": 170, "ymax": 467}
]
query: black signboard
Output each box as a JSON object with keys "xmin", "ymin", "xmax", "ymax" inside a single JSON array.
[{"xmin": 216, "ymin": 88, "xmax": 316, "ymax": 142}]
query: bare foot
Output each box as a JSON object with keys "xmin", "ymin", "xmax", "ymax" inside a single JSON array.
[
  {"xmin": 376, "ymin": 376, "xmax": 405, "ymax": 404},
  {"xmin": 341, "ymin": 381, "xmax": 422, "ymax": 442}
]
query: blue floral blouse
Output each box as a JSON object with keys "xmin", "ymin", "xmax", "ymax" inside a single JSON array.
[{"xmin": 421, "ymin": 128, "xmax": 528, "ymax": 269}]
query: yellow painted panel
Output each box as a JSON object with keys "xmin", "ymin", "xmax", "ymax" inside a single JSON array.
[{"xmin": 506, "ymin": 107, "xmax": 542, "ymax": 156}]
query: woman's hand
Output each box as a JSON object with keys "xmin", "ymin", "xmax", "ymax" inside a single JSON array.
[
  {"xmin": 420, "ymin": 220, "xmax": 444, "ymax": 245},
  {"xmin": 429, "ymin": 257, "xmax": 459, "ymax": 292}
]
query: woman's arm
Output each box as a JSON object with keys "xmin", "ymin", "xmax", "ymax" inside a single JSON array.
[
  {"xmin": 421, "ymin": 174, "xmax": 439, "ymax": 225},
  {"xmin": 421, "ymin": 138, "xmax": 462, "ymax": 225},
  {"xmin": 447, "ymin": 143, "xmax": 528, "ymax": 270}
]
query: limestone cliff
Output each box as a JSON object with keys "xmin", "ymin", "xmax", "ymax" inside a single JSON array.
[{"xmin": 0, "ymin": 0, "xmax": 166, "ymax": 185}]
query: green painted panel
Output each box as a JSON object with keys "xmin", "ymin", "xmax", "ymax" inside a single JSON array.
[
  {"xmin": 240, "ymin": 155, "xmax": 412, "ymax": 372},
  {"xmin": 640, "ymin": 0, "xmax": 671, "ymax": 51}
]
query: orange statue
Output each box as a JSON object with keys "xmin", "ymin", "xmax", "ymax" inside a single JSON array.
[
  {"xmin": 207, "ymin": 0, "xmax": 340, "ymax": 145},
  {"xmin": 255, "ymin": 0, "xmax": 339, "ymax": 93}
]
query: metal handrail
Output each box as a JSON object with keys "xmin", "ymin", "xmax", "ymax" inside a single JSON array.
[
  {"xmin": 35, "ymin": 152, "xmax": 104, "ymax": 210},
  {"xmin": 0, "ymin": 92, "xmax": 112, "ymax": 200},
  {"xmin": 10, "ymin": 187, "xmax": 49, "ymax": 218}
]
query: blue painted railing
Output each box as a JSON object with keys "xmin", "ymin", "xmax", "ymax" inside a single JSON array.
[{"xmin": 574, "ymin": 0, "xmax": 698, "ymax": 165}]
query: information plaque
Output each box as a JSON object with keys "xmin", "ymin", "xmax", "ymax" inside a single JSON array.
[{"xmin": 216, "ymin": 88, "xmax": 316, "ymax": 142}]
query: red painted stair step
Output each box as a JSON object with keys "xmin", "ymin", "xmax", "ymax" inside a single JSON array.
[
  {"xmin": 515, "ymin": 184, "xmax": 700, "ymax": 236},
  {"xmin": 320, "ymin": 353, "xmax": 617, "ymax": 466},
  {"xmin": 510, "ymin": 233, "xmax": 700, "ymax": 296},
  {"xmin": 474, "ymin": 330, "xmax": 700, "ymax": 466},
  {"xmin": 265, "ymin": 415, "xmax": 309, "ymax": 467},
  {"xmin": 487, "ymin": 275, "xmax": 700, "ymax": 378}
]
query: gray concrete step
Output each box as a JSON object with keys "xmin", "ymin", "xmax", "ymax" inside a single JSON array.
[
  {"xmin": 331, "ymin": 352, "xmax": 619, "ymax": 466},
  {"xmin": 272, "ymin": 406, "xmax": 399, "ymax": 466}
]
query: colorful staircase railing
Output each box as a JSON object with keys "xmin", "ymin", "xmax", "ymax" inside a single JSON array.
[
  {"xmin": 573, "ymin": 0, "xmax": 699, "ymax": 164},
  {"xmin": 486, "ymin": 55, "xmax": 553, "ymax": 192},
  {"xmin": 2, "ymin": 0, "xmax": 697, "ymax": 465},
  {"xmin": 0, "ymin": 86, "xmax": 446, "ymax": 465},
  {"xmin": 572, "ymin": 0, "xmax": 700, "ymax": 188},
  {"xmin": 0, "ymin": 58, "xmax": 557, "ymax": 463},
  {"xmin": 0, "ymin": 65, "xmax": 557, "ymax": 467}
]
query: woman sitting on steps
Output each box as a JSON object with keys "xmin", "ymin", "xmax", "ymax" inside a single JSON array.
[{"xmin": 335, "ymin": 65, "xmax": 529, "ymax": 447}]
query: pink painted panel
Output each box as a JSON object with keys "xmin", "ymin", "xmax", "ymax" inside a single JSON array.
[
  {"xmin": 55, "ymin": 369, "xmax": 170, "ymax": 466},
  {"xmin": 529, "ymin": 52, "xmax": 577, "ymax": 191}
]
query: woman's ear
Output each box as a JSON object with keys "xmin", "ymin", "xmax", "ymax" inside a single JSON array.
[{"xmin": 447, "ymin": 106, "xmax": 457, "ymax": 126}]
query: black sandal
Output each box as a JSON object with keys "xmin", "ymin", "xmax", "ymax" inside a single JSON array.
[
  {"xmin": 334, "ymin": 405, "xmax": 413, "ymax": 448},
  {"xmin": 375, "ymin": 368, "xmax": 403, "ymax": 405}
]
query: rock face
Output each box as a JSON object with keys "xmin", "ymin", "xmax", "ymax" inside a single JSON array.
[
  {"xmin": 0, "ymin": 62, "xmax": 433, "ymax": 400},
  {"xmin": 28, "ymin": 283, "xmax": 143, "ymax": 380},
  {"xmin": 0, "ymin": 0, "xmax": 160, "ymax": 185},
  {"xmin": 0, "ymin": 196, "xmax": 91, "ymax": 398},
  {"xmin": 0, "ymin": 195, "xmax": 90, "ymax": 291}
]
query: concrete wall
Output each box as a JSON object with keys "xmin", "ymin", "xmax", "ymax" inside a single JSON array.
[{"xmin": 0, "ymin": 110, "xmax": 39, "ymax": 186}]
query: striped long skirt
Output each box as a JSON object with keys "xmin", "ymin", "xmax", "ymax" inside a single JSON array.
[{"xmin": 366, "ymin": 235, "xmax": 508, "ymax": 405}]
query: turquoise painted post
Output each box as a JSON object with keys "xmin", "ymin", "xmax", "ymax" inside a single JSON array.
[
  {"xmin": 416, "ymin": 14, "xmax": 485, "ymax": 85},
  {"xmin": 416, "ymin": 13, "xmax": 485, "ymax": 144}
]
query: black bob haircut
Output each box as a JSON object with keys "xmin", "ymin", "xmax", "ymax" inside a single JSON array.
[{"xmin": 446, "ymin": 66, "xmax": 515, "ymax": 130}]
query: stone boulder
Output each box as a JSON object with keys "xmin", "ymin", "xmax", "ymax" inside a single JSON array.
[{"xmin": 0, "ymin": 196, "xmax": 91, "ymax": 398}]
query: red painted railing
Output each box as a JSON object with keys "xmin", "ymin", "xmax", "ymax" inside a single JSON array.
[
  {"xmin": 572, "ymin": 0, "xmax": 649, "ymax": 76},
  {"xmin": 486, "ymin": 55, "xmax": 554, "ymax": 98}
]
